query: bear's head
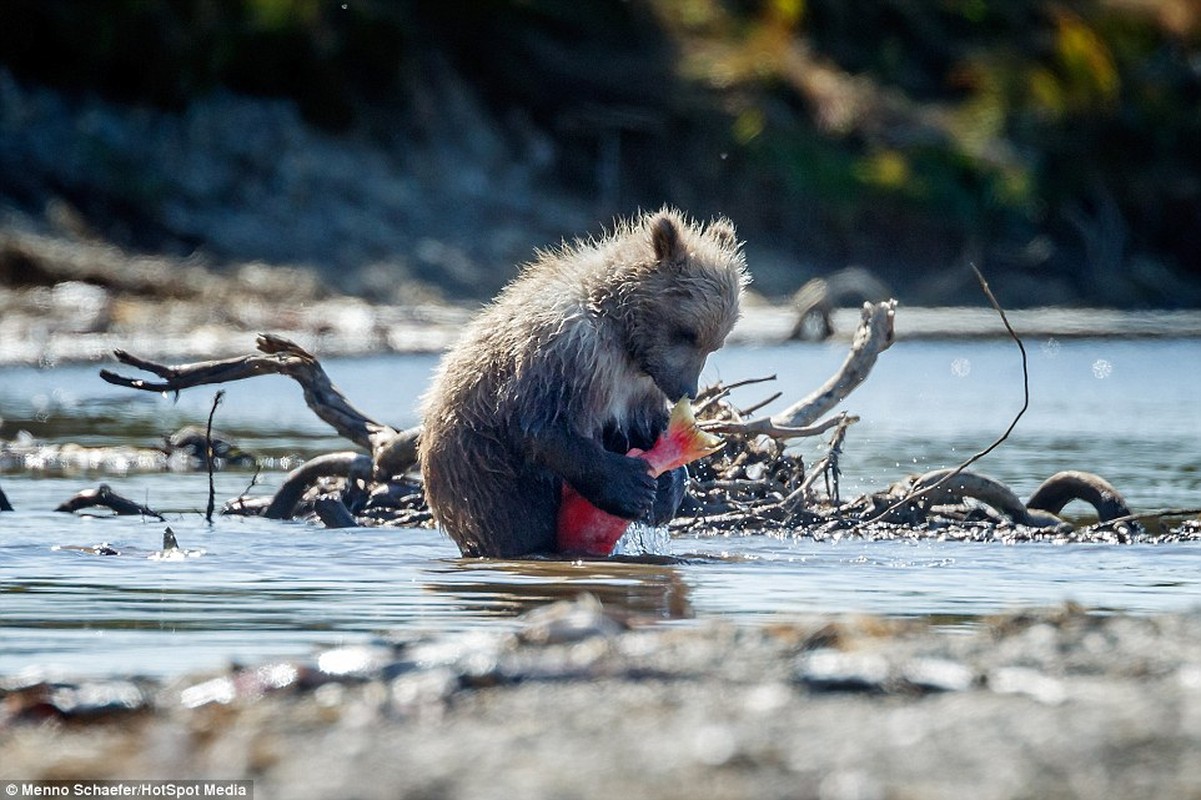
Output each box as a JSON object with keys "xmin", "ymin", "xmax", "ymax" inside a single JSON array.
[{"xmin": 619, "ymin": 210, "xmax": 748, "ymax": 402}]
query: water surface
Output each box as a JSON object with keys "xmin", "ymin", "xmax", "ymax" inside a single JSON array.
[{"xmin": 2, "ymin": 336, "xmax": 1199, "ymax": 677}]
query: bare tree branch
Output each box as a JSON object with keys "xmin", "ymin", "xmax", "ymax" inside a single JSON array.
[
  {"xmin": 772, "ymin": 300, "xmax": 895, "ymax": 429},
  {"xmin": 705, "ymin": 412, "xmax": 855, "ymax": 440},
  {"xmin": 101, "ymin": 333, "xmax": 396, "ymax": 453}
]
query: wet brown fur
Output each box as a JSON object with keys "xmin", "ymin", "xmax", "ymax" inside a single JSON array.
[{"xmin": 419, "ymin": 208, "xmax": 748, "ymax": 557}]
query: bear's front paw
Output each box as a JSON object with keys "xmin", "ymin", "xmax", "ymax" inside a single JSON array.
[
  {"xmin": 649, "ymin": 466, "xmax": 687, "ymax": 525},
  {"xmin": 584, "ymin": 454, "xmax": 656, "ymax": 520}
]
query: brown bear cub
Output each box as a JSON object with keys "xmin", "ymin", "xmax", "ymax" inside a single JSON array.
[{"xmin": 419, "ymin": 208, "xmax": 748, "ymax": 558}]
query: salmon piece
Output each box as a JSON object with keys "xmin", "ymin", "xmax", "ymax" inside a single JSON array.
[{"xmin": 557, "ymin": 398, "xmax": 724, "ymax": 556}]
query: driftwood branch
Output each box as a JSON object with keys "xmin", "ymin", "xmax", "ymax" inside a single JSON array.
[
  {"xmin": 705, "ymin": 300, "xmax": 894, "ymax": 441},
  {"xmin": 705, "ymin": 412, "xmax": 856, "ymax": 440},
  {"xmin": 204, "ymin": 390, "xmax": 224, "ymax": 525},
  {"xmin": 1026, "ymin": 470, "xmax": 1133, "ymax": 522},
  {"xmin": 772, "ymin": 299, "xmax": 895, "ymax": 429},
  {"xmin": 911, "ymin": 468, "xmax": 1033, "ymax": 522},
  {"xmin": 898, "ymin": 469, "xmax": 1062, "ymax": 528},
  {"xmin": 86, "ymin": 308, "xmax": 1180, "ymax": 543},
  {"xmin": 1081, "ymin": 507, "xmax": 1201, "ymax": 530},
  {"xmin": 101, "ymin": 333, "xmax": 422, "ymax": 479},
  {"xmin": 874, "ymin": 468, "xmax": 1139, "ymax": 531},
  {"xmin": 781, "ymin": 413, "xmax": 859, "ymax": 509},
  {"xmin": 54, "ymin": 483, "xmax": 165, "ymax": 521},
  {"xmin": 263, "ymin": 452, "xmax": 372, "ymax": 520},
  {"xmin": 102, "ymin": 333, "xmax": 395, "ymax": 453}
]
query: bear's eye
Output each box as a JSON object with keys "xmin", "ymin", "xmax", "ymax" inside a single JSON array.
[{"xmin": 673, "ymin": 327, "xmax": 699, "ymax": 346}]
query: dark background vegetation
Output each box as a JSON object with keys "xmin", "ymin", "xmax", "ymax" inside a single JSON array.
[{"xmin": 1, "ymin": 0, "xmax": 1199, "ymax": 307}]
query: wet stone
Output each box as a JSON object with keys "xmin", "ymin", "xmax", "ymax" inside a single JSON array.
[
  {"xmin": 517, "ymin": 594, "xmax": 627, "ymax": 646},
  {"xmin": 2, "ymin": 679, "xmax": 149, "ymax": 721},
  {"xmin": 796, "ymin": 650, "xmax": 892, "ymax": 694},
  {"xmin": 796, "ymin": 650, "xmax": 975, "ymax": 695}
]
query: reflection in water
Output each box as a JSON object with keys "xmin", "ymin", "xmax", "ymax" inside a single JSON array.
[{"xmin": 423, "ymin": 557, "xmax": 693, "ymax": 621}]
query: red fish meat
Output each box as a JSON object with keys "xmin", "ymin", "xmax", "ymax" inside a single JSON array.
[{"xmin": 556, "ymin": 398, "xmax": 724, "ymax": 556}]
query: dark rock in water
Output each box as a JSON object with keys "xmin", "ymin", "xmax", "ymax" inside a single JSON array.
[
  {"xmin": 1, "ymin": 678, "xmax": 148, "ymax": 722},
  {"xmin": 795, "ymin": 650, "xmax": 892, "ymax": 694},
  {"xmin": 165, "ymin": 426, "xmax": 257, "ymax": 469},
  {"xmin": 796, "ymin": 650, "xmax": 974, "ymax": 695},
  {"xmin": 54, "ymin": 483, "xmax": 165, "ymax": 521},
  {"xmin": 52, "ymin": 542, "xmax": 121, "ymax": 556}
]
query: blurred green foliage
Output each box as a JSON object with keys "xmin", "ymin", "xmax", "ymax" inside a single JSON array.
[
  {"xmin": 2, "ymin": 0, "xmax": 1199, "ymax": 303},
  {"xmin": 662, "ymin": 0, "xmax": 1201, "ymax": 298},
  {"xmin": 0, "ymin": 0, "xmax": 414, "ymax": 128}
]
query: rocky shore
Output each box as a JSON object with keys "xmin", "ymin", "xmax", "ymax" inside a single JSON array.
[
  {"xmin": 3, "ymin": 597, "xmax": 1201, "ymax": 799},
  {"xmin": 5, "ymin": 238, "xmax": 1201, "ymax": 368}
]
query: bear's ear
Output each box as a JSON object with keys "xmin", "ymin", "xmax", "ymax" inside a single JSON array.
[
  {"xmin": 709, "ymin": 218, "xmax": 738, "ymax": 250},
  {"xmin": 651, "ymin": 215, "xmax": 684, "ymax": 263}
]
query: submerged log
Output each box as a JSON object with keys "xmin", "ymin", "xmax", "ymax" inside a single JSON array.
[
  {"xmin": 895, "ymin": 469, "xmax": 1064, "ymax": 528},
  {"xmin": 263, "ymin": 452, "xmax": 371, "ymax": 521},
  {"xmin": 1026, "ymin": 471, "xmax": 1134, "ymax": 523},
  {"xmin": 55, "ymin": 484, "xmax": 165, "ymax": 521}
]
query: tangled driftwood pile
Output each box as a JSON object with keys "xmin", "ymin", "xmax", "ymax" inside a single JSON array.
[
  {"xmin": 677, "ymin": 303, "xmax": 1201, "ymax": 544},
  {"xmin": 18, "ymin": 298, "xmax": 1180, "ymax": 546}
]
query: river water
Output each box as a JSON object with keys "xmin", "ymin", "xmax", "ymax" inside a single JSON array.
[{"xmin": 2, "ymin": 335, "xmax": 1200, "ymax": 677}]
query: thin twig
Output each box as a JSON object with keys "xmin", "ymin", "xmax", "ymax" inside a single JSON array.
[
  {"xmin": 205, "ymin": 390, "xmax": 224, "ymax": 525},
  {"xmin": 240, "ymin": 464, "xmax": 262, "ymax": 497},
  {"xmin": 823, "ymin": 415, "xmax": 854, "ymax": 504},
  {"xmin": 866, "ymin": 265, "xmax": 1029, "ymax": 524},
  {"xmin": 694, "ymin": 375, "xmax": 781, "ymax": 418},
  {"xmin": 781, "ymin": 414, "xmax": 857, "ymax": 510},
  {"xmin": 738, "ymin": 391, "xmax": 783, "ymax": 417},
  {"xmin": 695, "ymin": 374, "xmax": 778, "ymax": 404}
]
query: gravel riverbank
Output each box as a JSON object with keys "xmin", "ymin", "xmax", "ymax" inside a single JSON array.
[{"xmin": 3, "ymin": 598, "xmax": 1201, "ymax": 799}]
